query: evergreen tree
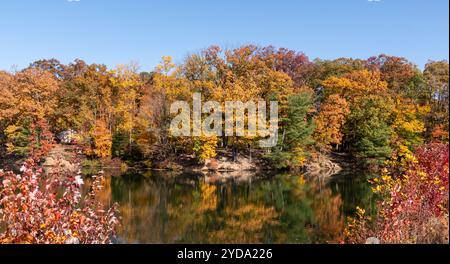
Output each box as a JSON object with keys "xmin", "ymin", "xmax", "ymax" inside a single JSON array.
[
  {"xmin": 267, "ymin": 92, "xmax": 315, "ymax": 169},
  {"xmin": 345, "ymin": 96, "xmax": 393, "ymax": 165}
]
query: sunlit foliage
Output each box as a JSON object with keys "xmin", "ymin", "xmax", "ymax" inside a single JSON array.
[{"xmin": 346, "ymin": 143, "xmax": 449, "ymax": 244}]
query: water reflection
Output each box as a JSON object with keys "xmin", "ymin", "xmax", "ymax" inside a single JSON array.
[{"xmin": 85, "ymin": 169, "xmax": 375, "ymax": 244}]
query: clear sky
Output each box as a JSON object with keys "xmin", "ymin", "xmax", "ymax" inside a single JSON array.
[{"xmin": 0, "ymin": 0, "xmax": 448, "ymax": 71}]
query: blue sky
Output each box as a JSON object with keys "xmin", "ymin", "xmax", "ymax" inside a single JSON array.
[{"xmin": 0, "ymin": 0, "xmax": 448, "ymax": 71}]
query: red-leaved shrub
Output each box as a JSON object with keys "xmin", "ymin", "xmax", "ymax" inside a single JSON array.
[
  {"xmin": 346, "ymin": 143, "xmax": 449, "ymax": 244},
  {"xmin": 0, "ymin": 159, "xmax": 120, "ymax": 244}
]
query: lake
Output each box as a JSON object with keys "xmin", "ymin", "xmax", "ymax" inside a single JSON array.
[{"xmin": 86, "ymin": 169, "xmax": 376, "ymax": 244}]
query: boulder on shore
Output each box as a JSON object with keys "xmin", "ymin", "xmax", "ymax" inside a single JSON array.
[
  {"xmin": 305, "ymin": 153, "xmax": 343, "ymax": 178},
  {"xmin": 203, "ymin": 155, "xmax": 257, "ymax": 172}
]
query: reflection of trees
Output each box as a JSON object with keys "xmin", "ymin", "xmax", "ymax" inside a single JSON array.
[
  {"xmin": 171, "ymin": 182, "xmax": 280, "ymax": 244},
  {"xmin": 183, "ymin": 174, "xmax": 344, "ymax": 244},
  {"xmin": 91, "ymin": 170, "xmax": 369, "ymax": 244},
  {"xmin": 246, "ymin": 174, "xmax": 345, "ymax": 243},
  {"xmin": 328, "ymin": 171, "xmax": 377, "ymax": 218},
  {"xmin": 208, "ymin": 204, "xmax": 279, "ymax": 244},
  {"xmin": 196, "ymin": 182, "xmax": 218, "ymax": 213},
  {"xmin": 110, "ymin": 174, "xmax": 163, "ymax": 243},
  {"xmin": 311, "ymin": 188, "xmax": 344, "ymax": 243},
  {"xmin": 107, "ymin": 172, "xmax": 219, "ymax": 243},
  {"xmin": 165, "ymin": 181, "xmax": 218, "ymax": 243}
]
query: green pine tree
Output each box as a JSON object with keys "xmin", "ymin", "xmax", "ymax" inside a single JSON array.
[
  {"xmin": 267, "ymin": 92, "xmax": 315, "ymax": 169},
  {"xmin": 345, "ymin": 96, "xmax": 393, "ymax": 165}
]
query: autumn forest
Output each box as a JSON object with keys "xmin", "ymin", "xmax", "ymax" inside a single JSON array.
[{"xmin": 0, "ymin": 45, "xmax": 448, "ymax": 244}]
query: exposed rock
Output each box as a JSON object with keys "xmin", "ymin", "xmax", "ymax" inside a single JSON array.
[
  {"xmin": 365, "ymin": 237, "xmax": 381, "ymax": 244},
  {"xmin": 65, "ymin": 236, "xmax": 80, "ymax": 244},
  {"xmin": 305, "ymin": 153, "xmax": 342, "ymax": 178},
  {"xmin": 203, "ymin": 155, "xmax": 257, "ymax": 172},
  {"xmin": 206, "ymin": 158, "xmax": 219, "ymax": 171}
]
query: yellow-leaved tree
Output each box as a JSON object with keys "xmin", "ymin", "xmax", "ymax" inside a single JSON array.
[
  {"xmin": 88, "ymin": 119, "xmax": 112, "ymax": 158},
  {"xmin": 314, "ymin": 94, "xmax": 350, "ymax": 152}
]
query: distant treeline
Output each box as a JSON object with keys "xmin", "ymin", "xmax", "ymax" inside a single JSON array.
[{"xmin": 0, "ymin": 45, "xmax": 448, "ymax": 169}]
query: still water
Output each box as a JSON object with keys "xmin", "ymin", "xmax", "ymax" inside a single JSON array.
[{"xmin": 88, "ymin": 169, "xmax": 376, "ymax": 244}]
